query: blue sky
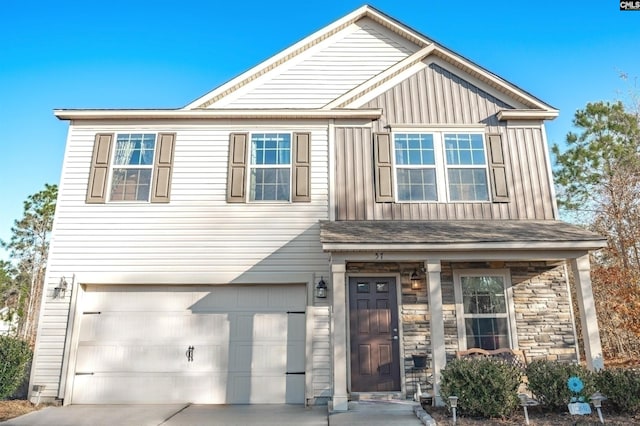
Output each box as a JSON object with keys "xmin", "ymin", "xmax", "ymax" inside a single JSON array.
[{"xmin": 1, "ymin": 0, "xmax": 639, "ymax": 259}]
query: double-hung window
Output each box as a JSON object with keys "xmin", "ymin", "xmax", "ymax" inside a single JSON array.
[
  {"xmin": 109, "ymin": 133, "xmax": 156, "ymax": 202},
  {"xmin": 249, "ymin": 133, "xmax": 291, "ymax": 201},
  {"xmin": 444, "ymin": 134, "xmax": 489, "ymax": 201},
  {"xmin": 391, "ymin": 131, "xmax": 490, "ymax": 202},
  {"xmin": 453, "ymin": 270, "xmax": 518, "ymax": 351},
  {"xmin": 85, "ymin": 132, "xmax": 175, "ymax": 204},
  {"xmin": 226, "ymin": 132, "xmax": 310, "ymax": 204}
]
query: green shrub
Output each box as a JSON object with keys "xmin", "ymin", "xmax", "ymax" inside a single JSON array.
[
  {"xmin": 440, "ymin": 357, "xmax": 522, "ymax": 418},
  {"xmin": 0, "ymin": 336, "xmax": 32, "ymax": 399},
  {"xmin": 525, "ymin": 360, "xmax": 595, "ymax": 411},
  {"xmin": 595, "ymin": 368, "xmax": 640, "ymax": 413}
]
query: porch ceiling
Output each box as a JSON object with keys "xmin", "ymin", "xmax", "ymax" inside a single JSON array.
[{"xmin": 319, "ymin": 220, "xmax": 607, "ymax": 252}]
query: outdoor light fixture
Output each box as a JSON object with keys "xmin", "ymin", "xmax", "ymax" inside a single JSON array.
[
  {"xmin": 316, "ymin": 277, "xmax": 327, "ymax": 298},
  {"xmin": 590, "ymin": 392, "xmax": 606, "ymax": 424},
  {"xmin": 410, "ymin": 269, "xmax": 424, "ymax": 290},
  {"xmin": 449, "ymin": 396, "xmax": 459, "ymax": 425},
  {"xmin": 54, "ymin": 277, "xmax": 68, "ymax": 299}
]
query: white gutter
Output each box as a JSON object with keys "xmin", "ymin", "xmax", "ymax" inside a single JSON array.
[
  {"xmin": 322, "ymin": 240, "xmax": 607, "ymax": 252},
  {"xmin": 497, "ymin": 109, "xmax": 559, "ymax": 121}
]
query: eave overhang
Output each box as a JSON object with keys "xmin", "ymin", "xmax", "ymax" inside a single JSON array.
[
  {"xmin": 497, "ymin": 109, "xmax": 559, "ymax": 121},
  {"xmin": 53, "ymin": 108, "xmax": 383, "ymax": 121},
  {"xmin": 320, "ymin": 220, "xmax": 607, "ymax": 253}
]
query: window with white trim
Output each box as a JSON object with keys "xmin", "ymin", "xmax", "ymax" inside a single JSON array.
[
  {"xmin": 393, "ymin": 132, "xmax": 489, "ymax": 202},
  {"xmin": 109, "ymin": 133, "xmax": 156, "ymax": 202},
  {"xmin": 453, "ymin": 270, "xmax": 517, "ymax": 351},
  {"xmin": 249, "ymin": 133, "xmax": 291, "ymax": 201}
]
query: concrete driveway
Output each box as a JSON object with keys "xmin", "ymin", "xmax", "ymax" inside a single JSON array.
[{"xmin": 1, "ymin": 400, "xmax": 429, "ymax": 426}]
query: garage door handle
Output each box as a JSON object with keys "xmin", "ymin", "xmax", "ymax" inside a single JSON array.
[{"xmin": 186, "ymin": 346, "xmax": 194, "ymax": 362}]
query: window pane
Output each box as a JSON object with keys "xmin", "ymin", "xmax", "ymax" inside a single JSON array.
[
  {"xmin": 250, "ymin": 168, "xmax": 290, "ymax": 201},
  {"xmin": 448, "ymin": 168, "xmax": 489, "ymax": 201},
  {"xmin": 444, "ymin": 134, "xmax": 486, "ymax": 165},
  {"xmin": 397, "ymin": 169, "xmax": 437, "ymax": 201},
  {"xmin": 465, "ymin": 318, "xmax": 509, "ymax": 350},
  {"xmin": 251, "ymin": 134, "xmax": 291, "ymax": 165},
  {"xmin": 114, "ymin": 134, "xmax": 156, "ymax": 166},
  {"xmin": 110, "ymin": 168, "xmax": 152, "ymax": 201},
  {"xmin": 461, "ymin": 276, "xmax": 506, "ymax": 314},
  {"xmin": 394, "ymin": 134, "xmax": 434, "ymax": 165}
]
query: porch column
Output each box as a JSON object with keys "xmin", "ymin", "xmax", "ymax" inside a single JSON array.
[
  {"xmin": 330, "ymin": 261, "xmax": 349, "ymax": 412},
  {"xmin": 426, "ymin": 259, "xmax": 446, "ymax": 406},
  {"xmin": 570, "ymin": 255, "xmax": 604, "ymax": 370}
]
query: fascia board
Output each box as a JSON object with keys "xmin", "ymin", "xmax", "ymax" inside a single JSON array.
[
  {"xmin": 322, "ymin": 240, "xmax": 607, "ymax": 252},
  {"xmin": 498, "ymin": 109, "xmax": 560, "ymax": 120},
  {"xmin": 53, "ymin": 109, "xmax": 383, "ymax": 121}
]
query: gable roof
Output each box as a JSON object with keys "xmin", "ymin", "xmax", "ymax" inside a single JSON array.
[{"xmin": 184, "ymin": 4, "xmax": 557, "ymax": 117}]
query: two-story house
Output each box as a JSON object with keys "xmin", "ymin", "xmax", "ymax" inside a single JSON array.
[{"xmin": 30, "ymin": 5, "xmax": 606, "ymax": 411}]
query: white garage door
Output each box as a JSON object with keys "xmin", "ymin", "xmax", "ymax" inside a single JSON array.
[{"xmin": 71, "ymin": 285, "xmax": 306, "ymax": 404}]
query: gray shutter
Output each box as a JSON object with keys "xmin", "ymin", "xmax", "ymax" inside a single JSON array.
[
  {"xmin": 151, "ymin": 133, "xmax": 175, "ymax": 203},
  {"xmin": 292, "ymin": 132, "xmax": 311, "ymax": 202},
  {"xmin": 487, "ymin": 133, "xmax": 510, "ymax": 203},
  {"xmin": 374, "ymin": 132, "xmax": 394, "ymax": 202},
  {"xmin": 86, "ymin": 133, "xmax": 113, "ymax": 204},
  {"xmin": 227, "ymin": 133, "xmax": 248, "ymax": 203}
]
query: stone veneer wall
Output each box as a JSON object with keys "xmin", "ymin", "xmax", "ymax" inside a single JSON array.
[{"xmin": 346, "ymin": 260, "xmax": 578, "ymax": 398}]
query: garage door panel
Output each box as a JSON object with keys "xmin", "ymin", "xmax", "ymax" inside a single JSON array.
[
  {"xmin": 72, "ymin": 285, "xmax": 306, "ymax": 405},
  {"xmin": 79, "ymin": 313, "xmax": 230, "ymax": 342},
  {"xmin": 76, "ymin": 344, "xmax": 228, "ymax": 373}
]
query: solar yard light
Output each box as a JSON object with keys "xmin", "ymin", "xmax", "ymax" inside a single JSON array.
[
  {"xmin": 590, "ymin": 392, "xmax": 606, "ymax": 424},
  {"xmin": 449, "ymin": 396, "xmax": 458, "ymax": 425}
]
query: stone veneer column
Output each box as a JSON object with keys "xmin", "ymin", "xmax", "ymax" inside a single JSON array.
[
  {"xmin": 570, "ymin": 255, "xmax": 604, "ymax": 370},
  {"xmin": 426, "ymin": 259, "xmax": 446, "ymax": 406},
  {"xmin": 330, "ymin": 261, "xmax": 348, "ymax": 412}
]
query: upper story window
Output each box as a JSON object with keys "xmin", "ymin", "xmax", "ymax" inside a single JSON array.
[
  {"xmin": 85, "ymin": 132, "xmax": 175, "ymax": 204},
  {"xmin": 392, "ymin": 132, "xmax": 489, "ymax": 202},
  {"xmin": 227, "ymin": 132, "xmax": 311, "ymax": 204},
  {"xmin": 110, "ymin": 134, "xmax": 156, "ymax": 202},
  {"xmin": 249, "ymin": 133, "xmax": 291, "ymax": 201},
  {"xmin": 444, "ymin": 134, "xmax": 489, "ymax": 201},
  {"xmin": 453, "ymin": 270, "xmax": 518, "ymax": 351}
]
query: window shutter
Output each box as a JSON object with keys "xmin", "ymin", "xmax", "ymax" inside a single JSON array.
[
  {"xmin": 86, "ymin": 133, "xmax": 113, "ymax": 204},
  {"xmin": 374, "ymin": 132, "xmax": 394, "ymax": 202},
  {"xmin": 227, "ymin": 133, "xmax": 248, "ymax": 203},
  {"xmin": 151, "ymin": 133, "xmax": 176, "ymax": 203},
  {"xmin": 487, "ymin": 134, "xmax": 510, "ymax": 203},
  {"xmin": 292, "ymin": 132, "xmax": 311, "ymax": 202}
]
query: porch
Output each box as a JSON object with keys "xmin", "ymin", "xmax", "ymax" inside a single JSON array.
[{"xmin": 319, "ymin": 220, "xmax": 607, "ymax": 412}]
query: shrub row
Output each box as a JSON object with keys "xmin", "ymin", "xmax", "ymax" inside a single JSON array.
[{"xmin": 440, "ymin": 357, "xmax": 640, "ymax": 419}]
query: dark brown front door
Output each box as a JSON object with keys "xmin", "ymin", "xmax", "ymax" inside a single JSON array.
[{"xmin": 349, "ymin": 277, "xmax": 401, "ymax": 392}]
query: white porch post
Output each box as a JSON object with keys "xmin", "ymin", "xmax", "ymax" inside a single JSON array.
[
  {"xmin": 570, "ymin": 255, "xmax": 604, "ymax": 371},
  {"xmin": 426, "ymin": 259, "xmax": 446, "ymax": 406},
  {"xmin": 330, "ymin": 261, "xmax": 349, "ymax": 412}
]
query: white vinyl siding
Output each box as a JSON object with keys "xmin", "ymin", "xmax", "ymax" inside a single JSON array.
[
  {"xmin": 213, "ymin": 20, "xmax": 417, "ymax": 109},
  {"xmin": 31, "ymin": 122, "xmax": 332, "ymax": 402}
]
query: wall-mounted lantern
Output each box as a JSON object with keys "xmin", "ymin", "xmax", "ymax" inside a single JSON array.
[
  {"xmin": 316, "ymin": 277, "xmax": 327, "ymax": 298},
  {"xmin": 54, "ymin": 277, "xmax": 68, "ymax": 299},
  {"xmin": 410, "ymin": 269, "xmax": 424, "ymax": 290}
]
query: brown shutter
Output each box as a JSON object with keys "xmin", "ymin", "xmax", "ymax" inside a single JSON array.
[
  {"xmin": 86, "ymin": 133, "xmax": 113, "ymax": 204},
  {"xmin": 292, "ymin": 132, "xmax": 311, "ymax": 202},
  {"xmin": 374, "ymin": 132, "xmax": 394, "ymax": 202},
  {"xmin": 487, "ymin": 133, "xmax": 510, "ymax": 203},
  {"xmin": 151, "ymin": 133, "xmax": 176, "ymax": 203},
  {"xmin": 227, "ymin": 133, "xmax": 248, "ymax": 203}
]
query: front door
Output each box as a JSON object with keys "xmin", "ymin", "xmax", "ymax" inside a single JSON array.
[{"xmin": 349, "ymin": 277, "xmax": 401, "ymax": 392}]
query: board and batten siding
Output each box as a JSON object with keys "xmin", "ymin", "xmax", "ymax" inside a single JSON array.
[
  {"xmin": 32, "ymin": 121, "xmax": 333, "ymax": 401},
  {"xmin": 213, "ymin": 19, "xmax": 418, "ymax": 109},
  {"xmin": 332, "ymin": 63, "xmax": 556, "ymax": 221}
]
